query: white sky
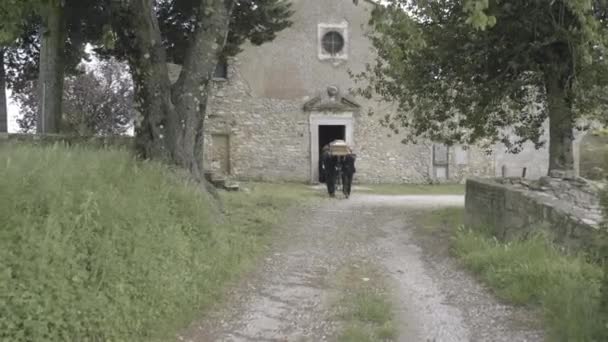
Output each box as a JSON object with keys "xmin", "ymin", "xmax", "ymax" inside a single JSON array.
[{"xmin": 6, "ymin": 89, "xmax": 19, "ymax": 133}]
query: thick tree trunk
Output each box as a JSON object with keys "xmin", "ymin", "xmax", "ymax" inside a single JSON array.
[
  {"xmin": 112, "ymin": 0, "xmax": 233, "ymax": 179},
  {"xmin": 114, "ymin": 0, "xmax": 175, "ymax": 163},
  {"xmin": 170, "ymin": 0, "xmax": 234, "ymax": 177},
  {"xmin": 544, "ymin": 69, "xmax": 575, "ymax": 177},
  {"xmin": 37, "ymin": 1, "xmax": 66, "ymax": 134},
  {"xmin": 0, "ymin": 48, "xmax": 7, "ymax": 133}
]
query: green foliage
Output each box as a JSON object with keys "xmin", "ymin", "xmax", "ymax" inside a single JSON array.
[
  {"xmin": 14, "ymin": 58, "xmax": 136, "ymax": 134},
  {"xmin": 454, "ymin": 228, "xmax": 605, "ymax": 341},
  {"xmin": 105, "ymin": 0, "xmax": 293, "ymax": 64},
  {"xmin": 416, "ymin": 207, "xmax": 465, "ymax": 232},
  {"xmin": 0, "ymin": 144, "xmax": 303, "ymax": 341},
  {"xmin": 359, "ymin": 0, "xmax": 608, "ymax": 150},
  {"xmin": 0, "ymin": 0, "xmax": 39, "ymax": 44}
]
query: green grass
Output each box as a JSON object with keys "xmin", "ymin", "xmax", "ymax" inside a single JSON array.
[
  {"xmin": 366, "ymin": 183, "xmax": 465, "ymax": 195},
  {"xmin": 415, "ymin": 207, "xmax": 465, "ymax": 232},
  {"xmin": 415, "ymin": 208, "xmax": 605, "ymax": 341},
  {"xmin": 0, "ymin": 144, "xmax": 309, "ymax": 342},
  {"xmin": 333, "ymin": 265, "xmax": 397, "ymax": 342},
  {"xmin": 454, "ymin": 229, "xmax": 604, "ymax": 341}
]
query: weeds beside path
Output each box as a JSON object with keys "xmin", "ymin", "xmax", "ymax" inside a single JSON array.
[{"xmin": 411, "ymin": 208, "xmax": 605, "ymax": 342}]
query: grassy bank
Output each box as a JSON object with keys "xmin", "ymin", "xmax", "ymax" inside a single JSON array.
[
  {"xmin": 413, "ymin": 208, "xmax": 605, "ymax": 341},
  {"xmin": 0, "ymin": 144, "xmax": 310, "ymax": 341},
  {"xmin": 331, "ymin": 264, "xmax": 396, "ymax": 342}
]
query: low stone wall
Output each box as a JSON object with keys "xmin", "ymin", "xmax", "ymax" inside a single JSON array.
[
  {"xmin": 0, "ymin": 133, "xmax": 134, "ymax": 149},
  {"xmin": 465, "ymin": 177, "xmax": 605, "ymax": 255}
]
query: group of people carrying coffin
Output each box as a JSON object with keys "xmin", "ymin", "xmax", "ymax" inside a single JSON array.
[{"xmin": 320, "ymin": 140, "xmax": 356, "ymax": 198}]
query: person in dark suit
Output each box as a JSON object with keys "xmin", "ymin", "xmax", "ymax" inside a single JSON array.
[
  {"xmin": 321, "ymin": 145, "xmax": 337, "ymax": 197},
  {"xmin": 341, "ymin": 153, "xmax": 356, "ymax": 198}
]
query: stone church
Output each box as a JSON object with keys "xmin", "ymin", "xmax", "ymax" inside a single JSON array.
[{"xmin": 196, "ymin": 0, "xmax": 583, "ymax": 184}]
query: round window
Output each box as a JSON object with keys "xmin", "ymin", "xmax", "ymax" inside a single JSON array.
[{"xmin": 322, "ymin": 31, "xmax": 345, "ymax": 55}]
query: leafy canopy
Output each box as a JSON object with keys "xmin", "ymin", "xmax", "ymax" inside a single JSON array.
[
  {"xmin": 358, "ymin": 0, "xmax": 608, "ymax": 150},
  {"xmin": 104, "ymin": 0, "xmax": 294, "ymax": 64}
]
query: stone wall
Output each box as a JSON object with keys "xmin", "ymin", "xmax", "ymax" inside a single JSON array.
[
  {"xmin": 201, "ymin": 57, "xmax": 494, "ymax": 184},
  {"xmin": 465, "ymin": 177, "xmax": 605, "ymax": 254},
  {"xmin": 448, "ymin": 146, "xmax": 495, "ymax": 184},
  {"xmin": 170, "ymin": 0, "xmax": 504, "ymax": 184}
]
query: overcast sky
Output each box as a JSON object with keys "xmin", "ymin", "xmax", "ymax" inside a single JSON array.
[{"xmin": 6, "ymin": 90, "xmax": 20, "ymax": 133}]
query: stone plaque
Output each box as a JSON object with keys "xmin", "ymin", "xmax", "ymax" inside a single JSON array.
[
  {"xmin": 433, "ymin": 144, "xmax": 449, "ymax": 166},
  {"xmin": 211, "ymin": 134, "xmax": 230, "ymax": 175},
  {"xmin": 454, "ymin": 145, "xmax": 468, "ymax": 165},
  {"xmin": 435, "ymin": 166, "xmax": 448, "ymax": 179}
]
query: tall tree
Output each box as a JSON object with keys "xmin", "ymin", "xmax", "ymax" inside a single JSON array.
[
  {"xmin": 106, "ymin": 0, "xmax": 293, "ymax": 178},
  {"xmin": 358, "ymin": 0, "xmax": 608, "ymax": 176},
  {"xmin": 0, "ymin": 0, "xmax": 37, "ymax": 133},
  {"xmin": 36, "ymin": 0, "xmax": 108, "ymax": 133},
  {"xmin": 37, "ymin": 0, "xmax": 66, "ymax": 133},
  {"xmin": 62, "ymin": 59, "xmax": 134, "ymax": 135},
  {"xmin": 1, "ymin": 0, "xmax": 106, "ymax": 133},
  {"xmin": 15, "ymin": 58, "xmax": 135, "ymax": 135},
  {"xmin": 0, "ymin": 48, "xmax": 7, "ymax": 133}
]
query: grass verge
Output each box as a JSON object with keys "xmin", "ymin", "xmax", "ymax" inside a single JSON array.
[
  {"xmin": 0, "ymin": 144, "xmax": 311, "ymax": 342},
  {"xmin": 331, "ymin": 264, "xmax": 397, "ymax": 342},
  {"xmin": 365, "ymin": 183, "xmax": 465, "ymax": 195},
  {"xmin": 412, "ymin": 208, "xmax": 605, "ymax": 341}
]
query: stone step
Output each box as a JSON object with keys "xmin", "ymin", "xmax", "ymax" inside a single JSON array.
[
  {"xmin": 204, "ymin": 170, "xmax": 240, "ymax": 191},
  {"xmin": 224, "ymin": 182, "xmax": 240, "ymax": 192},
  {"xmin": 211, "ymin": 177, "xmax": 227, "ymax": 188}
]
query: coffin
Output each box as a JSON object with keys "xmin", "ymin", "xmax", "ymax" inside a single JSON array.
[{"xmin": 329, "ymin": 140, "xmax": 352, "ymax": 156}]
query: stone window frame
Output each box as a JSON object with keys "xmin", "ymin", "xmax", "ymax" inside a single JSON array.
[
  {"xmin": 432, "ymin": 144, "xmax": 450, "ymax": 180},
  {"xmin": 318, "ymin": 22, "xmax": 349, "ymax": 62},
  {"xmin": 321, "ymin": 31, "xmax": 345, "ymax": 55},
  {"xmin": 213, "ymin": 58, "xmax": 229, "ymax": 81}
]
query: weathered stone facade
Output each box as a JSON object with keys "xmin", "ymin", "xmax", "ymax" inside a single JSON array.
[
  {"xmin": 199, "ymin": 0, "xmax": 598, "ymax": 184},
  {"xmin": 195, "ymin": 0, "xmax": 502, "ymax": 184}
]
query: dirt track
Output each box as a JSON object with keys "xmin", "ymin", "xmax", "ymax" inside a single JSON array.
[{"xmin": 179, "ymin": 192, "xmax": 544, "ymax": 342}]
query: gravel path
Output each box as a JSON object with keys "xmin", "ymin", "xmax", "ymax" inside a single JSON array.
[{"xmin": 179, "ymin": 192, "xmax": 544, "ymax": 342}]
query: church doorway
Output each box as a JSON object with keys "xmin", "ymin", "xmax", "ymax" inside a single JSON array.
[
  {"xmin": 309, "ymin": 114, "xmax": 354, "ymax": 184},
  {"xmin": 318, "ymin": 125, "xmax": 346, "ymax": 182}
]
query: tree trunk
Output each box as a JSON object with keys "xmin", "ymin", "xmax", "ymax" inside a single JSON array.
[
  {"xmin": 0, "ymin": 48, "xmax": 7, "ymax": 133},
  {"xmin": 544, "ymin": 68, "xmax": 575, "ymax": 177},
  {"xmin": 169, "ymin": 0, "xmax": 234, "ymax": 177},
  {"xmin": 112, "ymin": 0, "xmax": 233, "ymax": 179},
  {"xmin": 37, "ymin": 1, "xmax": 66, "ymax": 134},
  {"xmin": 113, "ymin": 0, "xmax": 175, "ymax": 163}
]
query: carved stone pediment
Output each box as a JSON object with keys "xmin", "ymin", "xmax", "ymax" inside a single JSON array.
[{"xmin": 303, "ymin": 86, "xmax": 361, "ymax": 112}]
